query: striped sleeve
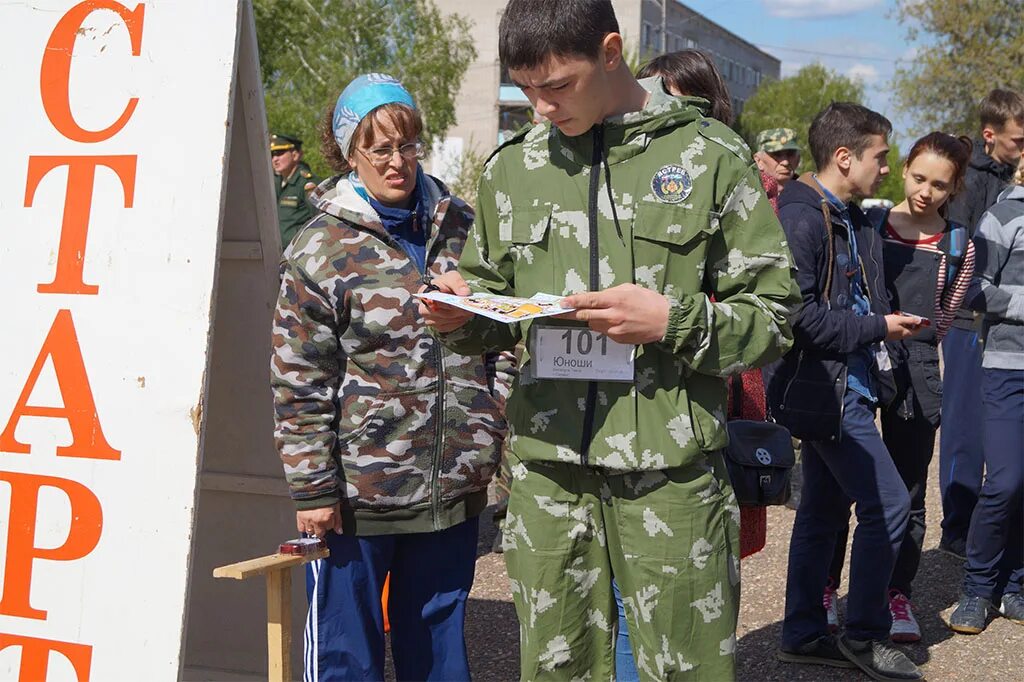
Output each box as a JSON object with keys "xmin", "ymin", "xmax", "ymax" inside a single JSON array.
[{"xmin": 935, "ymin": 240, "xmax": 975, "ymax": 342}]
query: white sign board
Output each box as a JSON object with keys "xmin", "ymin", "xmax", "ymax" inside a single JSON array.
[{"xmin": 0, "ymin": 2, "xmax": 269, "ymax": 679}]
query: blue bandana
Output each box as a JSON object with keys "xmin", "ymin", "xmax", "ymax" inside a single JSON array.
[{"xmin": 332, "ymin": 73, "xmax": 416, "ymax": 156}]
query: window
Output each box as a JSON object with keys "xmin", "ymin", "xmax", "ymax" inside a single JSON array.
[
  {"xmin": 642, "ymin": 22, "xmax": 652, "ymax": 50},
  {"xmin": 497, "ymin": 105, "xmax": 533, "ymax": 145}
]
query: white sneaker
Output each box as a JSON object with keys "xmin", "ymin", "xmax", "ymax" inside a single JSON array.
[
  {"xmin": 889, "ymin": 590, "xmax": 921, "ymax": 643},
  {"xmin": 823, "ymin": 585, "xmax": 839, "ymax": 633}
]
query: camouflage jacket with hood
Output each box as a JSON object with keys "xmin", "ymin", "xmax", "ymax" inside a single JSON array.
[
  {"xmin": 440, "ymin": 78, "xmax": 801, "ymax": 472},
  {"xmin": 271, "ymin": 173, "xmax": 511, "ymax": 536}
]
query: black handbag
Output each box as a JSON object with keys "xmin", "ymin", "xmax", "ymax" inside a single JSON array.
[{"xmin": 724, "ymin": 374, "xmax": 795, "ymax": 507}]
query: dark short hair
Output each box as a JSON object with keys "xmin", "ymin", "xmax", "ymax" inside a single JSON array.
[
  {"xmin": 979, "ymin": 89, "xmax": 1024, "ymax": 131},
  {"xmin": 499, "ymin": 0, "xmax": 619, "ymax": 71},
  {"xmin": 637, "ymin": 50, "xmax": 733, "ymax": 125},
  {"xmin": 807, "ymin": 102, "xmax": 892, "ymax": 171}
]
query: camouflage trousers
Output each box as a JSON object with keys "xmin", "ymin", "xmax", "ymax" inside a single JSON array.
[{"xmin": 503, "ymin": 453, "xmax": 741, "ymax": 681}]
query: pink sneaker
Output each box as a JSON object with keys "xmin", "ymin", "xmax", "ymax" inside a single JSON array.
[
  {"xmin": 823, "ymin": 585, "xmax": 839, "ymax": 633},
  {"xmin": 889, "ymin": 590, "xmax": 921, "ymax": 643}
]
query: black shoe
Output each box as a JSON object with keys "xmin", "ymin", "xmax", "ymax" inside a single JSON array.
[
  {"xmin": 836, "ymin": 635, "xmax": 923, "ymax": 681},
  {"xmin": 938, "ymin": 537, "xmax": 967, "ymax": 561},
  {"xmin": 1000, "ymin": 593, "xmax": 1024, "ymax": 625},
  {"xmin": 949, "ymin": 594, "xmax": 992, "ymax": 634},
  {"xmin": 777, "ymin": 634, "xmax": 856, "ymax": 668}
]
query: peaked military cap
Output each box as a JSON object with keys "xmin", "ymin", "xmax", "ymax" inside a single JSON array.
[
  {"xmin": 755, "ymin": 128, "xmax": 800, "ymax": 154},
  {"xmin": 271, "ymin": 133, "xmax": 302, "ymax": 151}
]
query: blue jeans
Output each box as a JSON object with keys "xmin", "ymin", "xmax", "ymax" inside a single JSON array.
[
  {"xmin": 940, "ymin": 327, "xmax": 985, "ymax": 544},
  {"xmin": 612, "ymin": 579, "xmax": 639, "ymax": 681},
  {"xmin": 963, "ymin": 369, "xmax": 1024, "ymax": 601},
  {"xmin": 304, "ymin": 517, "xmax": 478, "ymax": 681},
  {"xmin": 782, "ymin": 390, "xmax": 911, "ymax": 647}
]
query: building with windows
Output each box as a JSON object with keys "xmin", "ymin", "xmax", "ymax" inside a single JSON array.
[{"xmin": 430, "ymin": 0, "xmax": 780, "ymax": 180}]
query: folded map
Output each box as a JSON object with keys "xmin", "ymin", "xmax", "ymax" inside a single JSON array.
[{"xmin": 414, "ymin": 291, "xmax": 575, "ymax": 323}]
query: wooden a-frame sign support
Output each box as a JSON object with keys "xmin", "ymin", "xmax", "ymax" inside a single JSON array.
[{"xmin": 0, "ymin": 0, "xmax": 310, "ymax": 679}]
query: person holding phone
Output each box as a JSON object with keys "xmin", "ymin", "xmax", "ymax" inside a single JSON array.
[{"xmin": 824, "ymin": 132, "xmax": 976, "ymax": 644}]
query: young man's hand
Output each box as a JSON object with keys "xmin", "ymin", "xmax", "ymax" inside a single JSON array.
[
  {"xmin": 884, "ymin": 313, "xmax": 925, "ymax": 341},
  {"xmin": 417, "ymin": 271, "xmax": 475, "ymax": 332},
  {"xmin": 296, "ymin": 503, "xmax": 342, "ymax": 537},
  {"xmin": 561, "ymin": 284, "xmax": 671, "ymax": 344}
]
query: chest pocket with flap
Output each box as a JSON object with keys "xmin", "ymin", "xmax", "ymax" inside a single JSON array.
[
  {"xmin": 632, "ymin": 202, "xmax": 715, "ymax": 292},
  {"xmin": 505, "ymin": 206, "xmax": 554, "ymax": 296}
]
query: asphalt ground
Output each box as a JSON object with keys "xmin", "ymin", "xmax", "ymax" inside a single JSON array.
[{"xmin": 451, "ymin": 453, "xmax": 1024, "ymax": 681}]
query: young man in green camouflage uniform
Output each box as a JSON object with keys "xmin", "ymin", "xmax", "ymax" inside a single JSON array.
[{"xmin": 420, "ymin": 2, "xmax": 800, "ymax": 679}]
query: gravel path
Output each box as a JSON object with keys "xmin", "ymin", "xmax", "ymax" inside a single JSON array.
[{"xmin": 459, "ymin": 458, "xmax": 1023, "ymax": 681}]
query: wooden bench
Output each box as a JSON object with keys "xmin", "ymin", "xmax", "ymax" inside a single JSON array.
[{"xmin": 213, "ymin": 548, "xmax": 329, "ymax": 681}]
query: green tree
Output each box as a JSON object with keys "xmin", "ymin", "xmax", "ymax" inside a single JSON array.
[
  {"xmin": 254, "ymin": 0, "xmax": 476, "ymax": 175},
  {"xmin": 737, "ymin": 64, "xmax": 865, "ymax": 175},
  {"xmin": 893, "ymin": 0, "xmax": 1024, "ymax": 135},
  {"xmin": 875, "ymin": 143, "xmax": 906, "ymax": 205}
]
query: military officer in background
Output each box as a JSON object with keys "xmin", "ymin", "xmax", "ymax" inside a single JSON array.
[{"xmin": 271, "ymin": 133, "xmax": 320, "ymax": 249}]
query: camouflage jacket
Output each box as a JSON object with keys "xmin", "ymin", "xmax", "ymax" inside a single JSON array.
[
  {"xmin": 440, "ymin": 78, "xmax": 801, "ymax": 472},
  {"xmin": 271, "ymin": 173, "xmax": 511, "ymax": 536}
]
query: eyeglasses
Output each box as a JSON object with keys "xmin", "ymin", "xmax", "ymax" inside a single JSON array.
[
  {"xmin": 271, "ymin": 149, "xmax": 292, "ymax": 157},
  {"xmin": 358, "ymin": 141, "xmax": 425, "ymax": 166}
]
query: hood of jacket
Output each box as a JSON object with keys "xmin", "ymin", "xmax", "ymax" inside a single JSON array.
[
  {"xmin": 529, "ymin": 77, "xmax": 711, "ymax": 168},
  {"xmin": 970, "ymin": 139, "xmax": 1018, "ymax": 182},
  {"xmin": 778, "ymin": 173, "xmax": 828, "ymax": 212},
  {"xmin": 778, "ymin": 174, "xmax": 874, "ymax": 230},
  {"xmin": 306, "ymin": 171, "xmax": 450, "ymax": 241},
  {"xmin": 997, "ymin": 183, "xmax": 1024, "ymax": 203}
]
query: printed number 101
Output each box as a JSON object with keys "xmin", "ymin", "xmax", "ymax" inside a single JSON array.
[{"xmin": 561, "ymin": 329, "xmax": 608, "ymax": 355}]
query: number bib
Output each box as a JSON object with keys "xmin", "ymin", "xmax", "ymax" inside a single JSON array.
[{"xmin": 531, "ymin": 325, "xmax": 635, "ymax": 382}]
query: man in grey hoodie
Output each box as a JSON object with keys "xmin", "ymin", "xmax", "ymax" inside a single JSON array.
[
  {"xmin": 939, "ymin": 89, "xmax": 1024, "ymax": 558},
  {"xmin": 948, "ymin": 160, "xmax": 1024, "ymax": 634}
]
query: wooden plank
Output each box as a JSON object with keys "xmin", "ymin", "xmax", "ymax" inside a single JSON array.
[
  {"xmin": 212, "ymin": 548, "xmax": 328, "ymax": 580},
  {"xmin": 236, "ymin": 0, "xmax": 283, "ymax": 279},
  {"xmin": 219, "ymin": 240, "xmax": 263, "ymax": 260},
  {"xmin": 266, "ymin": 569, "xmax": 291, "ymax": 682},
  {"xmin": 200, "ymin": 471, "xmax": 289, "ymax": 497}
]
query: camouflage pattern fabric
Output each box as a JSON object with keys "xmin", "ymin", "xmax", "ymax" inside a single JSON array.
[
  {"xmin": 441, "ymin": 77, "xmax": 800, "ymax": 473},
  {"xmin": 504, "ymin": 452, "xmax": 740, "ymax": 680},
  {"xmin": 437, "ymin": 77, "xmax": 800, "ymax": 678},
  {"xmin": 754, "ymin": 128, "xmax": 800, "ymax": 154},
  {"xmin": 271, "ymin": 173, "xmax": 513, "ymax": 536}
]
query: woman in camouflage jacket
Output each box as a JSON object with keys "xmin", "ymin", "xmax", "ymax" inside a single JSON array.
[{"xmin": 270, "ymin": 74, "xmax": 511, "ymax": 682}]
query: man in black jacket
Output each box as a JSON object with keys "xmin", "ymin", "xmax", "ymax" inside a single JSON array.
[
  {"xmin": 770, "ymin": 103, "xmax": 925, "ymax": 682},
  {"xmin": 939, "ymin": 89, "xmax": 1024, "ymax": 559}
]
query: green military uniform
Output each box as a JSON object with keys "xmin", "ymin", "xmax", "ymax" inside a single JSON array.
[
  {"xmin": 755, "ymin": 127, "xmax": 800, "ymax": 154},
  {"xmin": 439, "ymin": 79, "xmax": 800, "ymax": 680},
  {"xmin": 272, "ymin": 134, "xmax": 321, "ymax": 250}
]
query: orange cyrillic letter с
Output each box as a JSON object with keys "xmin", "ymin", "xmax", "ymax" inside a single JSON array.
[{"xmin": 40, "ymin": 0, "xmax": 145, "ymax": 143}]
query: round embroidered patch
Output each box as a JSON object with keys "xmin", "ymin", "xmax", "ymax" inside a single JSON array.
[{"xmin": 651, "ymin": 165, "xmax": 693, "ymax": 204}]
